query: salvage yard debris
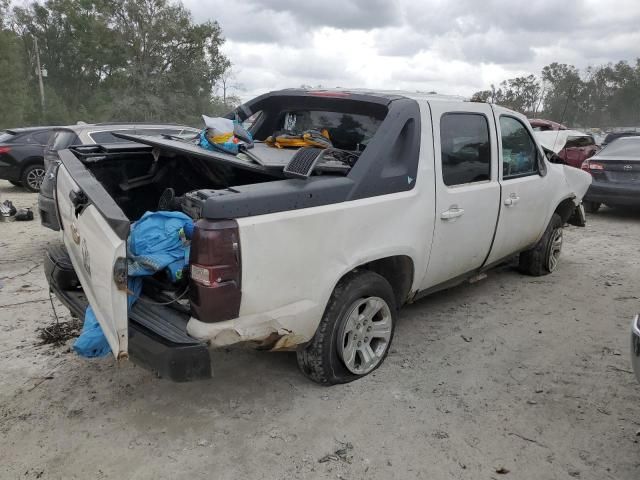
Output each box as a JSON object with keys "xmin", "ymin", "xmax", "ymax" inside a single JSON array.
[
  {"xmin": 318, "ymin": 441, "xmax": 354, "ymax": 464},
  {"xmin": 37, "ymin": 319, "xmax": 81, "ymax": 346}
]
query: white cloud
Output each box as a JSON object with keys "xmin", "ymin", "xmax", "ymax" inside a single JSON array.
[{"xmin": 184, "ymin": 0, "xmax": 640, "ymax": 100}]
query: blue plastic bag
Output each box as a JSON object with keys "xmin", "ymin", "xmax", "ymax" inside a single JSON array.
[
  {"xmin": 127, "ymin": 211, "xmax": 193, "ymax": 278},
  {"xmin": 73, "ymin": 306, "xmax": 112, "ymax": 358}
]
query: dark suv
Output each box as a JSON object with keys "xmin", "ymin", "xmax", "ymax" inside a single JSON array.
[
  {"xmin": 39, "ymin": 123, "xmax": 199, "ymax": 230},
  {"xmin": 0, "ymin": 127, "xmax": 57, "ymax": 192}
]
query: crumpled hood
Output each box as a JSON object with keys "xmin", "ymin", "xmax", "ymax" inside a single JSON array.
[{"xmin": 560, "ymin": 164, "xmax": 592, "ymax": 201}]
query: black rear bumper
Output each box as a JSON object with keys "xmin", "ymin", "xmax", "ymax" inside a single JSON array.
[
  {"xmin": 584, "ymin": 181, "xmax": 640, "ymax": 207},
  {"xmin": 44, "ymin": 245, "xmax": 212, "ymax": 382}
]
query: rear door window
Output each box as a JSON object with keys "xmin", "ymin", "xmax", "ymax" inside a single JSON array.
[
  {"xmin": 33, "ymin": 131, "xmax": 51, "ymax": 145},
  {"xmin": 500, "ymin": 116, "xmax": 539, "ymax": 179},
  {"xmin": 440, "ymin": 113, "xmax": 491, "ymax": 186}
]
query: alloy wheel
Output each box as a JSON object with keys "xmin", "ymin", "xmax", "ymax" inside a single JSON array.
[{"xmin": 338, "ymin": 296, "xmax": 393, "ymax": 375}]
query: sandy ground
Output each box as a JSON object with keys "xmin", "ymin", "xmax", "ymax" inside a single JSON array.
[{"xmin": 0, "ymin": 179, "xmax": 639, "ymax": 480}]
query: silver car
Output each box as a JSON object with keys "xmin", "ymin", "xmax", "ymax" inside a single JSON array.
[{"xmin": 38, "ymin": 123, "xmax": 199, "ymax": 230}]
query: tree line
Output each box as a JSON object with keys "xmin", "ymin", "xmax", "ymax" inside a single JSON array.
[
  {"xmin": 471, "ymin": 60, "xmax": 640, "ymax": 128},
  {"xmin": 0, "ymin": 0, "xmax": 236, "ymax": 129}
]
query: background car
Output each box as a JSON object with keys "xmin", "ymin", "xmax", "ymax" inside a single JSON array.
[
  {"xmin": 529, "ymin": 118, "xmax": 568, "ymax": 131},
  {"xmin": 38, "ymin": 123, "xmax": 199, "ymax": 230},
  {"xmin": 581, "ymin": 136, "xmax": 640, "ymax": 213},
  {"xmin": 0, "ymin": 126, "xmax": 57, "ymax": 192},
  {"xmin": 558, "ymin": 131, "xmax": 599, "ymax": 169},
  {"xmin": 601, "ymin": 131, "xmax": 640, "ymax": 147}
]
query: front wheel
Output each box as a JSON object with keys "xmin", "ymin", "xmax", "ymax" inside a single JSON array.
[
  {"xmin": 297, "ymin": 271, "xmax": 396, "ymax": 385},
  {"xmin": 518, "ymin": 213, "xmax": 563, "ymax": 276}
]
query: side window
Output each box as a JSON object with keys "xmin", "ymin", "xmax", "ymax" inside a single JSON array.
[
  {"xmin": 33, "ymin": 131, "xmax": 51, "ymax": 145},
  {"xmin": 500, "ymin": 116, "xmax": 539, "ymax": 178},
  {"xmin": 440, "ymin": 113, "xmax": 491, "ymax": 186}
]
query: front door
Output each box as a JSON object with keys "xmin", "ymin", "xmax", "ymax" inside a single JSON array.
[
  {"xmin": 420, "ymin": 102, "xmax": 500, "ymax": 290},
  {"xmin": 485, "ymin": 113, "xmax": 553, "ymax": 265}
]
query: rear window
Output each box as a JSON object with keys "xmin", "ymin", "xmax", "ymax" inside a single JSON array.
[
  {"xmin": 0, "ymin": 131, "xmax": 16, "ymax": 143},
  {"xmin": 598, "ymin": 137, "xmax": 640, "ymax": 159},
  {"xmin": 277, "ymin": 111, "xmax": 383, "ymax": 151},
  {"xmin": 89, "ymin": 130, "xmax": 132, "ymax": 144}
]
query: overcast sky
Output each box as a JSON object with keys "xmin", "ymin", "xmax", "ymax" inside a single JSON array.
[{"xmin": 184, "ymin": 0, "xmax": 640, "ymax": 100}]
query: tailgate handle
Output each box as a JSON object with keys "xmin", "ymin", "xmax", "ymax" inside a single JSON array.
[{"xmin": 69, "ymin": 189, "xmax": 89, "ymax": 217}]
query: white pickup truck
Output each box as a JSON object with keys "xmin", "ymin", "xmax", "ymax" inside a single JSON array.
[{"xmin": 45, "ymin": 89, "xmax": 591, "ymax": 384}]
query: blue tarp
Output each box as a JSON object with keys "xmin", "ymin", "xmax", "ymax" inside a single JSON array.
[{"xmin": 74, "ymin": 211, "xmax": 194, "ymax": 358}]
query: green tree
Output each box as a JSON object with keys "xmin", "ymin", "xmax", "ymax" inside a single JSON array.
[
  {"xmin": 0, "ymin": 0, "xmax": 29, "ymax": 128},
  {"xmin": 13, "ymin": 0, "xmax": 231, "ymax": 126}
]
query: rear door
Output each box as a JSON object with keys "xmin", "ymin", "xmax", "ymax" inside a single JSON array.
[
  {"xmin": 420, "ymin": 102, "xmax": 500, "ymax": 289},
  {"xmin": 55, "ymin": 149, "xmax": 130, "ymax": 358}
]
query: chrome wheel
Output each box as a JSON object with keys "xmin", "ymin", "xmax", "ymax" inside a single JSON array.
[
  {"xmin": 547, "ymin": 228, "xmax": 563, "ymax": 272},
  {"xmin": 338, "ymin": 296, "xmax": 393, "ymax": 375},
  {"xmin": 26, "ymin": 167, "xmax": 45, "ymax": 191}
]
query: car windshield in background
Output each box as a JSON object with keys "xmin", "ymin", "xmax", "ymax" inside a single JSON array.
[
  {"xmin": 565, "ymin": 136, "xmax": 595, "ymax": 148},
  {"xmin": 280, "ymin": 111, "xmax": 383, "ymax": 151},
  {"xmin": 598, "ymin": 137, "xmax": 640, "ymax": 159},
  {"xmin": 0, "ymin": 131, "xmax": 16, "ymax": 143}
]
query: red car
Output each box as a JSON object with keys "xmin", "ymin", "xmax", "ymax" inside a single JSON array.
[
  {"xmin": 529, "ymin": 119, "xmax": 598, "ymax": 169},
  {"xmin": 529, "ymin": 119, "xmax": 568, "ymax": 131},
  {"xmin": 558, "ymin": 132, "xmax": 599, "ymax": 168}
]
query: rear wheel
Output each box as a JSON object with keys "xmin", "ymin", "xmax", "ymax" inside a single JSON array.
[
  {"xmin": 518, "ymin": 213, "xmax": 563, "ymax": 276},
  {"xmin": 297, "ymin": 271, "xmax": 396, "ymax": 385},
  {"xmin": 21, "ymin": 164, "xmax": 46, "ymax": 192},
  {"xmin": 583, "ymin": 201, "xmax": 600, "ymax": 214}
]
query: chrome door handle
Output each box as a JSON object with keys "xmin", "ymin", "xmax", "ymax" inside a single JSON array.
[
  {"xmin": 504, "ymin": 194, "xmax": 520, "ymax": 206},
  {"xmin": 441, "ymin": 206, "xmax": 465, "ymax": 221}
]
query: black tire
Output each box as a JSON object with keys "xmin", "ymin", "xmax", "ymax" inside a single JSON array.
[
  {"xmin": 518, "ymin": 213, "xmax": 563, "ymax": 276},
  {"xmin": 296, "ymin": 270, "xmax": 397, "ymax": 386},
  {"xmin": 20, "ymin": 163, "xmax": 46, "ymax": 192},
  {"xmin": 583, "ymin": 201, "xmax": 600, "ymax": 214},
  {"xmin": 9, "ymin": 180, "xmax": 22, "ymax": 186}
]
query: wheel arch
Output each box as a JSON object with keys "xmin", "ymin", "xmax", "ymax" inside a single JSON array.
[
  {"xmin": 554, "ymin": 195, "xmax": 578, "ymax": 224},
  {"xmin": 19, "ymin": 156, "xmax": 45, "ymax": 175},
  {"xmin": 338, "ymin": 255, "xmax": 415, "ymax": 308}
]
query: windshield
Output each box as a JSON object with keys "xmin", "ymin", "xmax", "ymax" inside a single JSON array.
[{"xmin": 565, "ymin": 136, "xmax": 594, "ymax": 148}]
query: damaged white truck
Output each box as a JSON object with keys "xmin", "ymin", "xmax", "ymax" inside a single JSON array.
[{"xmin": 45, "ymin": 89, "xmax": 591, "ymax": 384}]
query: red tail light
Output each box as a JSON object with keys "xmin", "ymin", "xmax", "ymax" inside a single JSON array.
[
  {"xmin": 581, "ymin": 160, "xmax": 604, "ymax": 174},
  {"xmin": 0, "ymin": 146, "xmax": 11, "ymax": 155},
  {"xmin": 189, "ymin": 219, "xmax": 241, "ymax": 322}
]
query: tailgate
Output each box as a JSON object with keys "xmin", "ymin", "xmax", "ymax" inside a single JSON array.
[{"xmin": 55, "ymin": 149, "xmax": 130, "ymax": 358}]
